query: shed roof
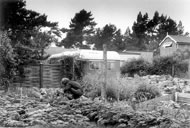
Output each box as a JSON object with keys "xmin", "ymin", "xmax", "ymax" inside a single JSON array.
[
  {"xmin": 159, "ymin": 35, "xmax": 190, "ymax": 46},
  {"xmin": 170, "ymin": 35, "xmax": 190, "ymax": 44},
  {"xmin": 48, "ymin": 49, "xmax": 120, "ymax": 61}
]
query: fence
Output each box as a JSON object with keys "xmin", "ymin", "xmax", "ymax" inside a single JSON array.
[
  {"xmin": 12, "ymin": 64, "xmax": 62, "ymax": 88},
  {"xmin": 136, "ymin": 92, "xmax": 190, "ymax": 110}
]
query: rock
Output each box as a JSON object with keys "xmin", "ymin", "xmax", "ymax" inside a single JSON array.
[
  {"xmin": 184, "ymin": 86, "xmax": 190, "ymax": 93},
  {"xmin": 4, "ymin": 120, "xmax": 28, "ymax": 127},
  {"xmin": 116, "ymin": 123, "xmax": 127, "ymax": 128},
  {"xmin": 51, "ymin": 120, "xmax": 64, "ymax": 125},
  {"xmin": 31, "ymin": 119, "xmax": 47, "ymax": 125},
  {"xmin": 75, "ymin": 110, "xmax": 82, "ymax": 114},
  {"xmin": 162, "ymin": 80, "xmax": 174, "ymax": 87}
]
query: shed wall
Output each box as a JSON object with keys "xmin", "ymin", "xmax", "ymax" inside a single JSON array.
[{"xmin": 160, "ymin": 37, "xmax": 178, "ymax": 57}]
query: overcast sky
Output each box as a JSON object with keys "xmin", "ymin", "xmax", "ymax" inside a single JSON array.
[{"xmin": 26, "ymin": 0, "xmax": 190, "ymax": 34}]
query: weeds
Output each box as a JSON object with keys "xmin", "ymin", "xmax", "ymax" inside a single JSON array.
[{"xmin": 81, "ymin": 73, "xmax": 161, "ymax": 102}]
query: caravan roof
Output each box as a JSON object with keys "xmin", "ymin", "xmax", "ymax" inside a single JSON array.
[{"xmin": 48, "ymin": 49, "xmax": 120, "ymax": 61}]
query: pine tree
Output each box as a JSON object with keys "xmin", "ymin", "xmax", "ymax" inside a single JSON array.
[{"xmin": 61, "ymin": 9, "xmax": 96, "ymax": 48}]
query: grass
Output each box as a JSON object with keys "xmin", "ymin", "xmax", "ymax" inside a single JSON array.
[{"xmin": 81, "ymin": 73, "xmax": 161, "ymax": 102}]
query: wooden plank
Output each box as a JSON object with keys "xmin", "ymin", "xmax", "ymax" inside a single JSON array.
[
  {"xmin": 176, "ymin": 92, "xmax": 190, "ymax": 104},
  {"xmin": 136, "ymin": 94, "xmax": 174, "ymax": 110}
]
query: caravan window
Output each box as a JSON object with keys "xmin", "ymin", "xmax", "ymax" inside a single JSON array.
[
  {"xmin": 89, "ymin": 62, "xmax": 100, "ymax": 70},
  {"xmin": 107, "ymin": 62, "xmax": 114, "ymax": 70}
]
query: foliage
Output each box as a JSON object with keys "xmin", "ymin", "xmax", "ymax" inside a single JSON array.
[
  {"xmin": 29, "ymin": 29, "xmax": 58, "ymax": 60},
  {"xmin": 0, "ymin": 31, "xmax": 16, "ymax": 90},
  {"xmin": 134, "ymin": 82, "xmax": 161, "ymax": 103},
  {"xmin": 81, "ymin": 73, "xmax": 161, "ymax": 103},
  {"xmin": 120, "ymin": 58, "xmax": 151, "ymax": 77},
  {"xmin": 60, "ymin": 56, "xmax": 87, "ymax": 80},
  {"xmin": 150, "ymin": 55, "xmax": 188, "ymax": 77},
  {"xmin": 120, "ymin": 52, "xmax": 189, "ymax": 77},
  {"xmin": 1, "ymin": 0, "xmax": 59, "ymax": 78},
  {"xmin": 0, "ymin": 0, "xmax": 60, "ymax": 88},
  {"xmin": 131, "ymin": 11, "xmax": 186, "ymax": 51},
  {"xmin": 89, "ymin": 24, "xmax": 126, "ymax": 51},
  {"xmin": 150, "ymin": 56, "xmax": 176, "ymax": 75},
  {"xmin": 60, "ymin": 9, "xmax": 96, "ymax": 48}
]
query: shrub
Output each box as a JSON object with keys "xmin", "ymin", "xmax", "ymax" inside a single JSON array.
[
  {"xmin": 59, "ymin": 56, "xmax": 87, "ymax": 80},
  {"xmin": 121, "ymin": 55, "xmax": 188, "ymax": 78},
  {"xmin": 134, "ymin": 82, "xmax": 161, "ymax": 103},
  {"xmin": 149, "ymin": 56, "xmax": 177, "ymax": 75},
  {"xmin": 0, "ymin": 31, "xmax": 16, "ymax": 91},
  {"xmin": 81, "ymin": 73, "xmax": 160, "ymax": 102},
  {"xmin": 81, "ymin": 73, "xmax": 102, "ymax": 99},
  {"xmin": 81, "ymin": 73, "xmax": 119, "ymax": 101},
  {"xmin": 120, "ymin": 58, "xmax": 151, "ymax": 77},
  {"xmin": 150, "ymin": 56, "xmax": 188, "ymax": 77}
]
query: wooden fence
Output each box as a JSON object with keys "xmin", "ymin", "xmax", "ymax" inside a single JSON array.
[
  {"xmin": 136, "ymin": 92, "xmax": 190, "ymax": 110},
  {"xmin": 12, "ymin": 64, "xmax": 62, "ymax": 88}
]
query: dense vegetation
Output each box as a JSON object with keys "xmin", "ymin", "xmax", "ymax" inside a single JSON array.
[
  {"xmin": 121, "ymin": 50, "xmax": 189, "ymax": 78},
  {"xmin": 1, "ymin": 1, "xmax": 190, "ymax": 127}
]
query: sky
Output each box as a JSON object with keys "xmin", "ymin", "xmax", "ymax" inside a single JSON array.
[{"xmin": 26, "ymin": 0, "xmax": 190, "ymax": 34}]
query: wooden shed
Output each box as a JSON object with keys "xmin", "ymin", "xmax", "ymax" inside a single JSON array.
[{"xmin": 159, "ymin": 35, "xmax": 190, "ymax": 57}]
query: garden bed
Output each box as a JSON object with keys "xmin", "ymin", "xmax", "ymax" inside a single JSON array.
[{"xmin": 0, "ymin": 87, "xmax": 190, "ymax": 128}]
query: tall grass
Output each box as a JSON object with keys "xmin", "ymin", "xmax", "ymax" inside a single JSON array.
[{"xmin": 81, "ymin": 73, "xmax": 161, "ymax": 102}]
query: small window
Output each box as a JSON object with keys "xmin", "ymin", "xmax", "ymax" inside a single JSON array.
[
  {"xmin": 89, "ymin": 62, "xmax": 100, "ymax": 70},
  {"xmin": 107, "ymin": 62, "xmax": 114, "ymax": 70},
  {"xmin": 163, "ymin": 42, "xmax": 172, "ymax": 48}
]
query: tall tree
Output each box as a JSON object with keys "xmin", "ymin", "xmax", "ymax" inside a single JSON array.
[
  {"xmin": 29, "ymin": 29, "xmax": 58, "ymax": 60},
  {"xmin": 132, "ymin": 12, "xmax": 149, "ymax": 50},
  {"xmin": 89, "ymin": 24, "xmax": 126, "ymax": 51},
  {"xmin": 0, "ymin": 0, "xmax": 58, "ymax": 65},
  {"xmin": 60, "ymin": 9, "xmax": 96, "ymax": 48},
  {"xmin": 111, "ymin": 29, "xmax": 126, "ymax": 51},
  {"xmin": 0, "ymin": 0, "xmax": 59, "ymax": 83},
  {"xmin": 131, "ymin": 11, "xmax": 186, "ymax": 51}
]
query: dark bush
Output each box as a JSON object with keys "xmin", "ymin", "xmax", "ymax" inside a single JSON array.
[
  {"xmin": 120, "ymin": 55, "xmax": 188, "ymax": 77},
  {"xmin": 60, "ymin": 56, "xmax": 87, "ymax": 80},
  {"xmin": 134, "ymin": 83, "xmax": 161, "ymax": 103},
  {"xmin": 0, "ymin": 31, "xmax": 16, "ymax": 91},
  {"xmin": 120, "ymin": 59, "xmax": 151, "ymax": 77},
  {"xmin": 149, "ymin": 56, "xmax": 188, "ymax": 77},
  {"xmin": 149, "ymin": 56, "xmax": 176, "ymax": 75}
]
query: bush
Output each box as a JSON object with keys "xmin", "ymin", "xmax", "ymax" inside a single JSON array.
[
  {"xmin": 0, "ymin": 31, "xmax": 16, "ymax": 91},
  {"xmin": 81, "ymin": 73, "xmax": 161, "ymax": 102},
  {"xmin": 150, "ymin": 56, "xmax": 188, "ymax": 77},
  {"xmin": 134, "ymin": 82, "xmax": 161, "ymax": 103},
  {"xmin": 121, "ymin": 55, "xmax": 188, "ymax": 78},
  {"xmin": 81, "ymin": 73, "xmax": 119, "ymax": 101},
  {"xmin": 81, "ymin": 73, "xmax": 102, "ymax": 99},
  {"xmin": 59, "ymin": 56, "xmax": 87, "ymax": 80},
  {"xmin": 120, "ymin": 58, "xmax": 151, "ymax": 77},
  {"xmin": 149, "ymin": 56, "xmax": 176, "ymax": 75}
]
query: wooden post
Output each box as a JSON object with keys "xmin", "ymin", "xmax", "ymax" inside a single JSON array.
[
  {"xmin": 188, "ymin": 60, "xmax": 190, "ymax": 78},
  {"xmin": 102, "ymin": 44, "xmax": 107, "ymax": 101},
  {"xmin": 172, "ymin": 64, "xmax": 175, "ymax": 77},
  {"xmin": 39, "ymin": 63, "xmax": 43, "ymax": 88},
  {"xmin": 72, "ymin": 57, "xmax": 75, "ymax": 80}
]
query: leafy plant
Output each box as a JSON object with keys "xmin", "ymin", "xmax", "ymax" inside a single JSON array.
[
  {"xmin": 60, "ymin": 56, "xmax": 87, "ymax": 80},
  {"xmin": 134, "ymin": 82, "xmax": 161, "ymax": 103},
  {"xmin": 120, "ymin": 58, "xmax": 151, "ymax": 77},
  {"xmin": 81, "ymin": 73, "xmax": 158, "ymax": 102},
  {"xmin": 121, "ymin": 54, "xmax": 189, "ymax": 78},
  {"xmin": 0, "ymin": 31, "xmax": 16, "ymax": 91}
]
